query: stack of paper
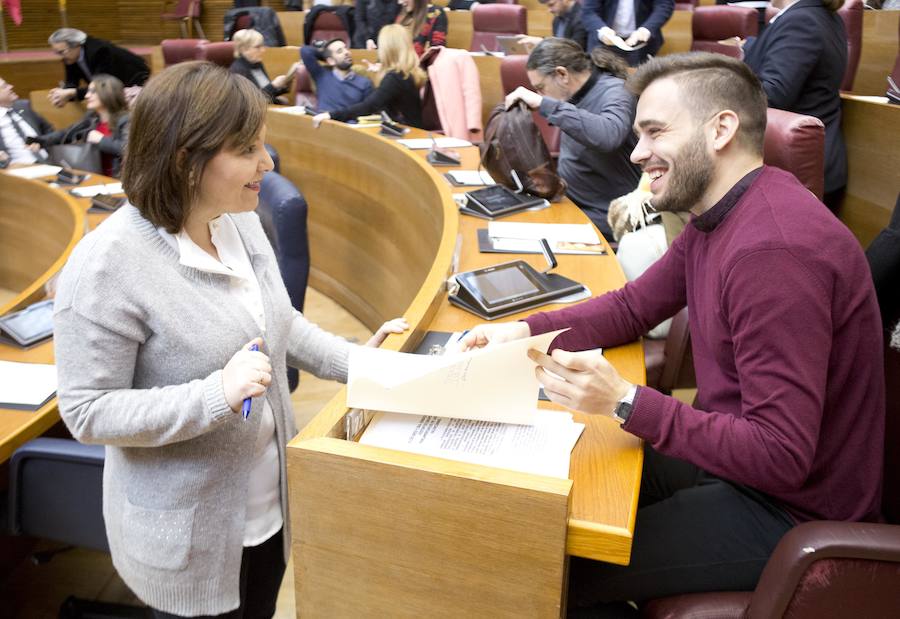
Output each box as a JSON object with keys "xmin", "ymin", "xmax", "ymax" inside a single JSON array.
[
  {"xmin": 359, "ymin": 410, "xmax": 584, "ymax": 479},
  {"xmin": 446, "ymin": 170, "xmax": 496, "ymax": 186},
  {"xmin": 70, "ymin": 182, "xmax": 124, "ymax": 198},
  {"xmin": 4, "ymin": 164, "xmax": 62, "ymax": 179},
  {"xmin": 487, "ymin": 222, "xmax": 606, "ymax": 255},
  {"xmin": 0, "ymin": 360, "xmax": 57, "ymax": 410},
  {"xmin": 397, "ymin": 137, "xmax": 472, "ymax": 150}
]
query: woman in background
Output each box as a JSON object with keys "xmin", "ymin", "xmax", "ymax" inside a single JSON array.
[
  {"xmin": 36, "ymin": 73, "xmax": 129, "ymax": 177},
  {"xmin": 229, "ymin": 28, "xmax": 300, "ymax": 104},
  {"xmin": 313, "ymin": 24, "xmax": 425, "ymax": 129},
  {"xmin": 396, "ymin": 0, "xmax": 447, "ymax": 56},
  {"xmin": 354, "ymin": 0, "xmax": 400, "ymax": 49}
]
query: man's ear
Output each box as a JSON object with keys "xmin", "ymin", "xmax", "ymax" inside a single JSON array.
[{"xmin": 711, "ymin": 110, "xmax": 740, "ymax": 152}]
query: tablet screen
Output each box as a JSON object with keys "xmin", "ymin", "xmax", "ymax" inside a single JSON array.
[
  {"xmin": 0, "ymin": 299, "xmax": 54, "ymax": 345},
  {"xmin": 466, "ymin": 266, "xmax": 540, "ymax": 305},
  {"xmin": 468, "ymin": 185, "xmax": 522, "ymax": 213}
]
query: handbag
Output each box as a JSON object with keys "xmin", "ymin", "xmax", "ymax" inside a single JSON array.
[{"xmin": 48, "ymin": 143, "xmax": 102, "ymax": 174}]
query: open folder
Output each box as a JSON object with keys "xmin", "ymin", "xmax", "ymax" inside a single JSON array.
[{"xmin": 347, "ymin": 330, "xmax": 566, "ymax": 425}]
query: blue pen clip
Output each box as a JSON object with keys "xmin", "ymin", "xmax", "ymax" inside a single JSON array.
[{"xmin": 242, "ymin": 343, "xmax": 259, "ymax": 421}]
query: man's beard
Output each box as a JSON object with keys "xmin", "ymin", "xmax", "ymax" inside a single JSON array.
[
  {"xmin": 335, "ymin": 59, "xmax": 352, "ymax": 71},
  {"xmin": 650, "ymin": 129, "xmax": 714, "ymax": 214}
]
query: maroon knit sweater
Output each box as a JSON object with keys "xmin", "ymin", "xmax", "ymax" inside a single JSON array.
[{"xmin": 526, "ymin": 166, "xmax": 884, "ymax": 523}]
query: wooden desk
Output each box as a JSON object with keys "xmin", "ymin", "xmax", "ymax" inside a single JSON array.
[{"xmin": 267, "ymin": 113, "xmax": 643, "ymax": 616}]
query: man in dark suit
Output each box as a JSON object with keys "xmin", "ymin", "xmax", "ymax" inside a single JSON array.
[
  {"xmin": 0, "ymin": 77, "xmax": 54, "ymax": 167},
  {"xmin": 518, "ymin": 0, "xmax": 589, "ymax": 51},
  {"xmin": 582, "ymin": 0, "xmax": 675, "ymax": 64},
  {"xmin": 47, "ymin": 28, "xmax": 149, "ymax": 108},
  {"xmin": 742, "ymin": 0, "xmax": 848, "ymax": 209}
]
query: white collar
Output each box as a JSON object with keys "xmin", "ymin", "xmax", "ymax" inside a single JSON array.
[
  {"xmin": 769, "ymin": 1, "xmax": 800, "ymax": 23},
  {"xmin": 158, "ymin": 214, "xmax": 253, "ymax": 279}
]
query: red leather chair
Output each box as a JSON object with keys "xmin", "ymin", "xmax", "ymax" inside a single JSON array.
[
  {"xmin": 643, "ymin": 338, "xmax": 900, "ymax": 619},
  {"xmin": 838, "ymin": 0, "xmax": 863, "ymax": 91},
  {"xmin": 309, "ymin": 11, "xmax": 351, "ymax": 46},
  {"xmin": 197, "ymin": 41, "xmax": 235, "ymax": 68},
  {"xmin": 293, "ymin": 64, "xmax": 318, "ymax": 110},
  {"xmin": 470, "ymin": 4, "xmax": 527, "ymax": 52},
  {"xmin": 161, "ymin": 0, "xmax": 205, "ymax": 39},
  {"xmin": 690, "ymin": 6, "xmax": 758, "ymax": 58},
  {"xmin": 160, "ymin": 38, "xmax": 208, "ymax": 66},
  {"xmin": 499, "ymin": 54, "xmax": 560, "ymax": 157}
]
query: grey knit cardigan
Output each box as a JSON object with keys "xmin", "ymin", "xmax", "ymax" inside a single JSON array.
[{"xmin": 53, "ymin": 204, "xmax": 351, "ymax": 616}]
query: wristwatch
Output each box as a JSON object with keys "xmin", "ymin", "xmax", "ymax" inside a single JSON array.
[{"xmin": 612, "ymin": 384, "xmax": 638, "ymax": 424}]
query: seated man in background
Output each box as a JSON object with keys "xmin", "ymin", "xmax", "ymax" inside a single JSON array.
[
  {"xmin": 505, "ymin": 39, "xmax": 641, "ymax": 241},
  {"xmin": 465, "ymin": 52, "xmax": 884, "ymax": 615},
  {"xmin": 47, "ymin": 28, "xmax": 149, "ymax": 108},
  {"xmin": 583, "ymin": 0, "xmax": 674, "ymax": 65},
  {"xmin": 300, "ymin": 38, "xmax": 374, "ymax": 113},
  {"xmin": 0, "ymin": 77, "xmax": 53, "ymax": 167},
  {"xmin": 518, "ymin": 0, "xmax": 588, "ymax": 52}
]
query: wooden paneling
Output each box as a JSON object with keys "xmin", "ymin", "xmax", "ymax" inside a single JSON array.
[
  {"xmin": 851, "ymin": 10, "xmax": 899, "ymax": 97},
  {"xmin": 1, "ymin": 0, "xmax": 119, "ymax": 50}
]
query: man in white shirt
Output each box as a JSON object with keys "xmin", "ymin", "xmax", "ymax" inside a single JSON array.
[
  {"xmin": 0, "ymin": 78, "xmax": 53, "ymax": 168},
  {"xmin": 582, "ymin": 0, "xmax": 675, "ymax": 65}
]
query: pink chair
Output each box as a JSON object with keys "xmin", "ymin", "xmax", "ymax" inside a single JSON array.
[
  {"xmin": 161, "ymin": 0, "xmax": 205, "ymax": 39},
  {"xmin": 763, "ymin": 107, "xmax": 826, "ymax": 200},
  {"xmin": 690, "ymin": 6, "xmax": 758, "ymax": 58},
  {"xmin": 160, "ymin": 38, "xmax": 208, "ymax": 66},
  {"xmin": 499, "ymin": 55, "xmax": 560, "ymax": 157},
  {"xmin": 838, "ymin": 0, "xmax": 863, "ymax": 91},
  {"xmin": 197, "ymin": 41, "xmax": 235, "ymax": 68},
  {"xmin": 470, "ymin": 4, "xmax": 527, "ymax": 52}
]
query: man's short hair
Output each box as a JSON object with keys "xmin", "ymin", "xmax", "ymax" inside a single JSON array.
[
  {"xmin": 321, "ymin": 38, "xmax": 345, "ymax": 59},
  {"xmin": 627, "ymin": 52, "xmax": 768, "ymax": 154},
  {"xmin": 121, "ymin": 61, "xmax": 268, "ymax": 233},
  {"xmin": 48, "ymin": 28, "xmax": 87, "ymax": 47}
]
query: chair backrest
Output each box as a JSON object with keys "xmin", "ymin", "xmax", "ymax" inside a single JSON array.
[
  {"xmin": 763, "ymin": 108, "xmax": 825, "ymax": 200},
  {"xmin": 235, "ymin": 13, "xmax": 254, "ymax": 31},
  {"xmin": 470, "ymin": 4, "xmax": 527, "ymax": 52},
  {"xmin": 499, "ymin": 54, "xmax": 561, "ymax": 156},
  {"xmin": 659, "ymin": 307, "xmax": 694, "ymax": 395},
  {"xmin": 311, "ymin": 11, "xmax": 350, "ymax": 46},
  {"xmin": 838, "ymin": 0, "xmax": 863, "ymax": 91},
  {"xmin": 171, "ymin": 0, "xmax": 201, "ymax": 19},
  {"xmin": 691, "ymin": 6, "xmax": 758, "ymax": 58},
  {"xmin": 160, "ymin": 38, "xmax": 207, "ymax": 66},
  {"xmin": 294, "ymin": 64, "xmax": 318, "ymax": 109},
  {"xmin": 883, "ymin": 338, "xmax": 900, "ymax": 523},
  {"xmin": 197, "ymin": 41, "xmax": 235, "ymax": 67},
  {"xmin": 674, "ymin": 0, "xmax": 699, "ymax": 10}
]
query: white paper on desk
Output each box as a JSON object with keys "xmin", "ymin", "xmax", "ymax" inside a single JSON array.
[
  {"xmin": 488, "ymin": 222, "xmax": 601, "ymax": 245},
  {"xmin": 4, "ymin": 164, "xmax": 62, "ymax": 179},
  {"xmin": 70, "ymin": 182, "xmax": 124, "ymax": 197},
  {"xmin": 359, "ymin": 409, "xmax": 585, "ymax": 479},
  {"xmin": 0, "ymin": 360, "xmax": 57, "ymax": 408},
  {"xmin": 397, "ymin": 137, "xmax": 472, "ymax": 150},
  {"xmin": 347, "ymin": 329, "xmax": 567, "ymax": 424},
  {"xmin": 268, "ymin": 105, "xmax": 308, "ymax": 115},
  {"xmin": 447, "ymin": 170, "xmax": 496, "ymax": 186}
]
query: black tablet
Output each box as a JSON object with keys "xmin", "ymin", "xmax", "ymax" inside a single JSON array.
[{"xmin": 465, "ymin": 185, "xmax": 545, "ymax": 217}]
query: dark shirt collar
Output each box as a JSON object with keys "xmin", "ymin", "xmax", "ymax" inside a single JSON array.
[
  {"xmin": 691, "ymin": 166, "xmax": 763, "ymax": 233},
  {"xmin": 568, "ymin": 70, "xmax": 599, "ymax": 106}
]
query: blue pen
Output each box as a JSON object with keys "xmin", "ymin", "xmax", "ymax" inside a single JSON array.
[{"xmin": 242, "ymin": 343, "xmax": 259, "ymax": 420}]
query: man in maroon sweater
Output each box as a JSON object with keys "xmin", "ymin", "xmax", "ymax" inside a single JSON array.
[{"xmin": 462, "ymin": 53, "xmax": 884, "ymax": 612}]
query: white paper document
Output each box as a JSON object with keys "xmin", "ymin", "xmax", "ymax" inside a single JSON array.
[
  {"xmin": 446, "ymin": 170, "xmax": 496, "ymax": 186},
  {"xmin": 70, "ymin": 182, "xmax": 124, "ymax": 197},
  {"xmin": 347, "ymin": 329, "xmax": 567, "ymax": 425},
  {"xmin": 0, "ymin": 360, "xmax": 57, "ymax": 409},
  {"xmin": 397, "ymin": 137, "xmax": 473, "ymax": 150},
  {"xmin": 359, "ymin": 409, "xmax": 585, "ymax": 479},
  {"xmin": 489, "ymin": 222, "xmax": 601, "ymax": 245},
  {"xmin": 268, "ymin": 106, "xmax": 308, "ymax": 115},
  {"xmin": 4, "ymin": 164, "xmax": 62, "ymax": 179}
]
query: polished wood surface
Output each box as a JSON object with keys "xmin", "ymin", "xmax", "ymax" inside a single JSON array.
[{"xmin": 855, "ymin": 10, "xmax": 900, "ymax": 97}]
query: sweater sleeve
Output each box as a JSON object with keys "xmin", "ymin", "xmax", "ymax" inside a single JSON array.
[
  {"xmin": 624, "ymin": 248, "xmax": 831, "ymax": 495},
  {"xmin": 330, "ymin": 71, "xmax": 404, "ymax": 122},
  {"xmin": 53, "ymin": 306, "xmax": 235, "ymax": 448},
  {"xmin": 538, "ymin": 80, "xmax": 635, "ymax": 152},
  {"xmin": 301, "ymin": 45, "xmax": 326, "ymax": 80},
  {"xmin": 285, "ymin": 311, "xmax": 351, "ymax": 383}
]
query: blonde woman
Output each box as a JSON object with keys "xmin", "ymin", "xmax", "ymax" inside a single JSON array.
[
  {"xmin": 229, "ymin": 29, "xmax": 300, "ymax": 104},
  {"xmin": 312, "ymin": 24, "xmax": 425, "ymax": 128}
]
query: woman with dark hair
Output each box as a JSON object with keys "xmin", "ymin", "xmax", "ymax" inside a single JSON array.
[
  {"xmin": 354, "ymin": 0, "xmax": 400, "ymax": 49},
  {"xmin": 52, "ymin": 61, "xmax": 404, "ymax": 618},
  {"xmin": 36, "ymin": 73, "xmax": 129, "ymax": 177},
  {"xmin": 396, "ymin": 0, "xmax": 447, "ymax": 56},
  {"xmin": 504, "ymin": 38, "xmax": 642, "ymax": 241}
]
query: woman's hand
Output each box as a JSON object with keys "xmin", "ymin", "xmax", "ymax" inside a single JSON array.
[
  {"xmin": 362, "ymin": 59, "xmax": 382, "ymax": 73},
  {"xmin": 311, "ymin": 112, "xmax": 331, "ymax": 128},
  {"xmin": 86, "ymin": 130, "xmax": 104, "ymax": 144},
  {"xmin": 504, "ymin": 86, "xmax": 542, "ymax": 110},
  {"xmin": 272, "ymin": 74, "xmax": 289, "ymax": 89},
  {"xmin": 366, "ymin": 39, "xmax": 377, "ymax": 50},
  {"xmin": 48, "ymin": 87, "xmax": 76, "ymax": 108},
  {"xmin": 366, "ymin": 318, "xmax": 409, "ymax": 347},
  {"xmin": 222, "ymin": 338, "xmax": 272, "ymax": 413},
  {"xmin": 457, "ymin": 321, "xmax": 531, "ymax": 352}
]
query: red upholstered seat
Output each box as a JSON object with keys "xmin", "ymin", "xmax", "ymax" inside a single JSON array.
[
  {"xmin": 197, "ymin": 41, "xmax": 235, "ymax": 68},
  {"xmin": 294, "ymin": 64, "xmax": 318, "ymax": 110},
  {"xmin": 763, "ymin": 108, "xmax": 825, "ymax": 200},
  {"xmin": 499, "ymin": 55, "xmax": 560, "ymax": 157},
  {"xmin": 470, "ymin": 4, "xmax": 527, "ymax": 53},
  {"xmin": 161, "ymin": 38, "xmax": 208, "ymax": 66},
  {"xmin": 690, "ymin": 6, "xmax": 758, "ymax": 58},
  {"xmin": 310, "ymin": 12, "xmax": 350, "ymax": 46},
  {"xmin": 838, "ymin": 0, "xmax": 863, "ymax": 91},
  {"xmin": 161, "ymin": 0, "xmax": 205, "ymax": 39}
]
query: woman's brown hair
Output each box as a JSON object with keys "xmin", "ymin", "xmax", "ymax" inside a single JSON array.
[
  {"xmin": 89, "ymin": 74, "xmax": 127, "ymax": 126},
  {"xmin": 121, "ymin": 61, "xmax": 268, "ymax": 232}
]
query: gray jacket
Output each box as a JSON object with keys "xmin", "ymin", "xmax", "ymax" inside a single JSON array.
[{"xmin": 53, "ymin": 204, "xmax": 351, "ymax": 615}]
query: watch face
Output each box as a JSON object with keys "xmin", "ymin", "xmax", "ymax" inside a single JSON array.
[{"xmin": 614, "ymin": 401, "xmax": 633, "ymax": 423}]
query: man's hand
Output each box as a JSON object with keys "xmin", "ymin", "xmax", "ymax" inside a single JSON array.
[
  {"xmin": 26, "ymin": 143, "xmax": 42, "ymax": 154},
  {"xmin": 598, "ymin": 27, "xmax": 618, "ymax": 46},
  {"xmin": 48, "ymin": 87, "xmax": 76, "ymax": 108},
  {"xmin": 528, "ymin": 348, "xmax": 632, "ymax": 416},
  {"xmin": 504, "ymin": 86, "xmax": 542, "ymax": 110},
  {"xmin": 311, "ymin": 112, "xmax": 331, "ymax": 128},
  {"xmin": 457, "ymin": 321, "xmax": 531, "ymax": 352},
  {"xmin": 624, "ymin": 27, "xmax": 651, "ymax": 48},
  {"xmin": 515, "ymin": 34, "xmax": 542, "ymax": 52},
  {"xmin": 86, "ymin": 130, "xmax": 104, "ymax": 144}
]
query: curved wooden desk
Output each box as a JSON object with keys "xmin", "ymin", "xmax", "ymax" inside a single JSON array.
[
  {"xmin": 267, "ymin": 113, "xmax": 644, "ymax": 616},
  {"xmin": 0, "ymin": 172, "xmax": 85, "ymax": 463}
]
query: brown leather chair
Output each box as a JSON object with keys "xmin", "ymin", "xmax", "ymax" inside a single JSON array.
[
  {"xmin": 309, "ymin": 11, "xmax": 351, "ymax": 47},
  {"xmin": 197, "ymin": 41, "xmax": 235, "ymax": 68},
  {"xmin": 161, "ymin": 0, "xmax": 205, "ymax": 39},
  {"xmin": 690, "ymin": 6, "xmax": 758, "ymax": 58},
  {"xmin": 838, "ymin": 0, "xmax": 863, "ymax": 91},
  {"xmin": 470, "ymin": 4, "xmax": 527, "ymax": 52},
  {"xmin": 160, "ymin": 38, "xmax": 208, "ymax": 66},
  {"xmin": 499, "ymin": 54, "xmax": 561, "ymax": 157},
  {"xmin": 643, "ymin": 339, "xmax": 900, "ymax": 619},
  {"xmin": 293, "ymin": 64, "xmax": 318, "ymax": 110}
]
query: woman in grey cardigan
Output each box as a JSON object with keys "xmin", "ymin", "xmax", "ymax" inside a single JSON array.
[{"xmin": 53, "ymin": 61, "xmax": 402, "ymax": 618}]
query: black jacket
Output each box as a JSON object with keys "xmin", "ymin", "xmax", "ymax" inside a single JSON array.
[
  {"xmin": 553, "ymin": 2, "xmax": 588, "ymax": 52},
  {"xmin": 744, "ymin": 0, "xmax": 848, "ymax": 193},
  {"xmin": 353, "ymin": 0, "xmax": 399, "ymax": 48},
  {"xmin": 223, "ymin": 7, "xmax": 286, "ymax": 46},
  {"xmin": 581, "ymin": 0, "xmax": 675, "ymax": 57},
  {"xmin": 866, "ymin": 196, "xmax": 900, "ymax": 329},
  {"xmin": 38, "ymin": 111, "xmax": 130, "ymax": 177},
  {"xmin": 63, "ymin": 36, "xmax": 149, "ymax": 101},
  {"xmin": 229, "ymin": 55, "xmax": 288, "ymax": 104},
  {"xmin": 330, "ymin": 70, "xmax": 423, "ymax": 129}
]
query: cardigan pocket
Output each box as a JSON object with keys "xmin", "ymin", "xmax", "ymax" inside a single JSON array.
[{"xmin": 122, "ymin": 499, "xmax": 197, "ymax": 571}]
